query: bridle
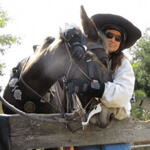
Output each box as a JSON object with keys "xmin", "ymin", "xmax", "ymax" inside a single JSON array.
[{"xmin": 63, "ymin": 32, "xmax": 104, "ymax": 83}]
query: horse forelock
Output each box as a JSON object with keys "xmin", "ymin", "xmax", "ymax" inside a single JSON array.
[
  {"xmin": 60, "ymin": 23, "xmax": 80, "ymax": 33},
  {"xmin": 59, "ymin": 23, "xmax": 81, "ymax": 40}
]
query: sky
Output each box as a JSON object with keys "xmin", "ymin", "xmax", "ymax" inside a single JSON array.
[{"xmin": 0, "ymin": 0, "xmax": 150, "ymax": 89}]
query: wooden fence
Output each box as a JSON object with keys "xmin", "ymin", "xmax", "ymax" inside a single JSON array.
[{"xmin": 1, "ymin": 113, "xmax": 150, "ymax": 150}]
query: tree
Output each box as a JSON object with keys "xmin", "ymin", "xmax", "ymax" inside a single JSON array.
[
  {"xmin": 0, "ymin": 6, "xmax": 21, "ymax": 76},
  {"xmin": 130, "ymin": 28, "xmax": 150, "ymax": 97}
]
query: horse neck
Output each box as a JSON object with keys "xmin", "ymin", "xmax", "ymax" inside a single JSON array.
[{"xmin": 19, "ymin": 40, "xmax": 69, "ymax": 99}]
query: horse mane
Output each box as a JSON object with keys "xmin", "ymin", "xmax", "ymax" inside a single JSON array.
[
  {"xmin": 59, "ymin": 23, "xmax": 82, "ymax": 42},
  {"xmin": 40, "ymin": 36, "xmax": 55, "ymax": 50}
]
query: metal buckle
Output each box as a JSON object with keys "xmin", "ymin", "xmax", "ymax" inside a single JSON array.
[{"xmin": 91, "ymin": 80, "xmax": 100, "ymax": 89}]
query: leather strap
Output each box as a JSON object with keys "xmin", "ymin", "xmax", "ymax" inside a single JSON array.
[
  {"xmin": 86, "ymin": 58, "xmax": 94, "ymax": 80},
  {"xmin": 87, "ymin": 44, "xmax": 104, "ymax": 50}
]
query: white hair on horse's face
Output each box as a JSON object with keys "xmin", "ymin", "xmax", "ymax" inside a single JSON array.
[{"xmin": 60, "ymin": 22, "xmax": 79, "ymax": 33}]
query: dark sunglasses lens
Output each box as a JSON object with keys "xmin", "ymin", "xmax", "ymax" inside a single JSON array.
[
  {"xmin": 115, "ymin": 35, "xmax": 122, "ymax": 42},
  {"xmin": 105, "ymin": 32, "xmax": 113, "ymax": 39},
  {"xmin": 105, "ymin": 32, "xmax": 121, "ymax": 42}
]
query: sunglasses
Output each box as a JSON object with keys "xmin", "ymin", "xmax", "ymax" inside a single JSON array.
[{"xmin": 105, "ymin": 31, "xmax": 122, "ymax": 42}]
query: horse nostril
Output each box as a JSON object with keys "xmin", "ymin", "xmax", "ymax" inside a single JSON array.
[{"xmin": 109, "ymin": 113, "xmax": 115, "ymax": 121}]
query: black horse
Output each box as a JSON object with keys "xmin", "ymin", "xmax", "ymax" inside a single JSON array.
[{"xmin": 1, "ymin": 6, "xmax": 111, "ymax": 150}]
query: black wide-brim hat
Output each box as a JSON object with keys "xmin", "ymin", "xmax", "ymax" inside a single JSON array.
[{"xmin": 91, "ymin": 14, "xmax": 141, "ymax": 50}]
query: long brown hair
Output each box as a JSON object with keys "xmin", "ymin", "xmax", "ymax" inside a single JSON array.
[
  {"xmin": 110, "ymin": 51, "xmax": 125, "ymax": 73},
  {"xmin": 109, "ymin": 38, "xmax": 126, "ymax": 73}
]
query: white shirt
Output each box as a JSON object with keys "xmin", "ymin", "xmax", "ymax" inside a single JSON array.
[{"xmin": 101, "ymin": 57, "xmax": 135, "ymax": 117}]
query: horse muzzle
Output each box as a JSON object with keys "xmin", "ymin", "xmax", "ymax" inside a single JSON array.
[{"xmin": 89, "ymin": 103, "xmax": 115, "ymax": 128}]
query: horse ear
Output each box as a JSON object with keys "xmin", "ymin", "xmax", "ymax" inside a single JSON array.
[{"xmin": 80, "ymin": 5, "xmax": 99, "ymax": 40}]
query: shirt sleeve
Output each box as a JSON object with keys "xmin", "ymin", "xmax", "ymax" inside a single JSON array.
[{"xmin": 101, "ymin": 57, "xmax": 135, "ymax": 108}]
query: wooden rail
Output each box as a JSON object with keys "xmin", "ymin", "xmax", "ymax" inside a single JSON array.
[{"xmin": 1, "ymin": 114, "xmax": 150, "ymax": 150}]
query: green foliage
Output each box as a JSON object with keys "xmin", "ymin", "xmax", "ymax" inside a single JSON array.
[
  {"xmin": 0, "ymin": 8, "xmax": 9, "ymax": 27},
  {"xmin": 130, "ymin": 28, "xmax": 150, "ymax": 96},
  {"xmin": 0, "ymin": 34, "xmax": 21, "ymax": 54},
  {"xmin": 135, "ymin": 89, "xmax": 147, "ymax": 102},
  {"xmin": 131, "ymin": 104, "xmax": 150, "ymax": 121},
  {"xmin": 131, "ymin": 90, "xmax": 150, "ymax": 121},
  {"xmin": 0, "ymin": 6, "xmax": 21, "ymax": 76}
]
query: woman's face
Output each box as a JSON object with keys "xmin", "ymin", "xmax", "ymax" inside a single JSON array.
[{"xmin": 105, "ymin": 29, "xmax": 122, "ymax": 53}]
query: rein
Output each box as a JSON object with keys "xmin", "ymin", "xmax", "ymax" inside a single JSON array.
[{"xmin": 64, "ymin": 41, "xmax": 93, "ymax": 82}]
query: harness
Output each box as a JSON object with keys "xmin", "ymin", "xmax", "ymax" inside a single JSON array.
[
  {"xmin": 63, "ymin": 28, "xmax": 104, "ymax": 94},
  {"xmin": 9, "ymin": 62, "xmax": 55, "ymax": 113}
]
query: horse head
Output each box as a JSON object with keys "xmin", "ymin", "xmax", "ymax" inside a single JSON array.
[{"xmin": 15, "ymin": 6, "xmax": 110, "ymax": 100}]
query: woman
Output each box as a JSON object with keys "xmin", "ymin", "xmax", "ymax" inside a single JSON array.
[{"xmin": 67, "ymin": 14, "xmax": 141, "ymax": 150}]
